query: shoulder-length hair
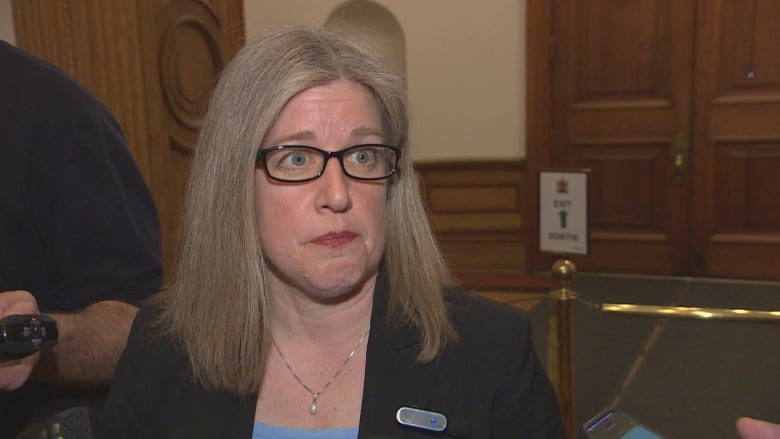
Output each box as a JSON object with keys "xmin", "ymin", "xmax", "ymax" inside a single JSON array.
[{"xmin": 157, "ymin": 26, "xmax": 456, "ymax": 396}]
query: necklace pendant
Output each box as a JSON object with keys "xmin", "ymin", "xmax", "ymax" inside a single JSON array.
[
  {"xmin": 271, "ymin": 327, "xmax": 369, "ymax": 418},
  {"xmin": 309, "ymin": 399, "xmax": 319, "ymax": 415}
]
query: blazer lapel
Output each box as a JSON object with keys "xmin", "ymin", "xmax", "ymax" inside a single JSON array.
[{"xmin": 358, "ymin": 269, "xmax": 449, "ymax": 438}]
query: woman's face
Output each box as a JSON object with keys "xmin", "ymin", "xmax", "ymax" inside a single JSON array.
[{"xmin": 255, "ymin": 79, "xmax": 388, "ymax": 302}]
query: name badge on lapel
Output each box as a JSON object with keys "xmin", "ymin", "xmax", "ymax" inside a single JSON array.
[{"xmin": 396, "ymin": 406, "xmax": 447, "ymax": 432}]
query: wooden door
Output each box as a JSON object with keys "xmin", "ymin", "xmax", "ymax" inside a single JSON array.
[
  {"xmin": 136, "ymin": 0, "xmax": 244, "ymax": 273},
  {"xmin": 12, "ymin": 0, "xmax": 244, "ymax": 275},
  {"xmin": 527, "ymin": 0, "xmax": 780, "ymax": 280},
  {"xmin": 527, "ymin": 0, "xmax": 696, "ymax": 275},
  {"xmin": 691, "ymin": 1, "xmax": 780, "ymax": 279}
]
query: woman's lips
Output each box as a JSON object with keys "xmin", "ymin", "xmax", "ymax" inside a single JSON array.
[{"xmin": 312, "ymin": 231, "xmax": 358, "ymax": 249}]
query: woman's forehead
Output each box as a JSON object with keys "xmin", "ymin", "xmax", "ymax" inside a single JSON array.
[{"xmin": 264, "ymin": 80, "xmax": 384, "ymax": 146}]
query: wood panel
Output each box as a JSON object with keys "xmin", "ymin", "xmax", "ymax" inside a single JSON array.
[
  {"xmin": 692, "ymin": 0, "xmax": 780, "ymax": 279},
  {"xmin": 136, "ymin": 0, "xmax": 244, "ymax": 273},
  {"xmin": 578, "ymin": 145, "xmax": 667, "ymax": 231},
  {"xmin": 416, "ymin": 160, "xmax": 526, "ymax": 274}
]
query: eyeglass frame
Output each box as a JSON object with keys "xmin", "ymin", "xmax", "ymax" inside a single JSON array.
[{"xmin": 256, "ymin": 144, "xmax": 401, "ymax": 183}]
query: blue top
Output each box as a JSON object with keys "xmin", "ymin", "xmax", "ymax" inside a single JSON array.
[{"xmin": 252, "ymin": 422, "xmax": 359, "ymax": 439}]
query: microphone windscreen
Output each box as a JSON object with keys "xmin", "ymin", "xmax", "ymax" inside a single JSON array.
[{"xmin": 15, "ymin": 406, "xmax": 95, "ymax": 439}]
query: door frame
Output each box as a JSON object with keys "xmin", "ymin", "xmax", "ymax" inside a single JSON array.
[{"xmin": 526, "ymin": 0, "xmax": 559, "ymax": 273}]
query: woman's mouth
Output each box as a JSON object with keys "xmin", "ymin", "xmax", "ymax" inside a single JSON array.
[{"xmin": 312, "ymin": 231, "xmax": 358, "ymax": 249}]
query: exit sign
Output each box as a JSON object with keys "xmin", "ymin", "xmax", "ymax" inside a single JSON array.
[{"xmin": 539, "ymin": 169, "xmax": 589, "ymax": 255}]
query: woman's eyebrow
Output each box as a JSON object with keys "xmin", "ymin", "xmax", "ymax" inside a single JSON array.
[
  {"xmin": 351, "ymin": 126, "xmax": 384, "ymax": 138},
  {"xmin": 266, "ymin": 126, "xmax": 383, "ymax": 147},
  {"xmin": 267, "ymin": 130, "xmax": 317, "ymax": 146}
]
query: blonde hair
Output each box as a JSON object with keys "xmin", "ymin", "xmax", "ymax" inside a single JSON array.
[{"xmin": 158, "ymin": 26, "xmax": 456, "ymax": 396}]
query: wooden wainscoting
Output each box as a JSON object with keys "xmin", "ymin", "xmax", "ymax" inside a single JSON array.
[
  {"xmin": 417, "ymin": 160, "xmax": 526, "ymax": 271},
  {"xmin": 416, "ymin": 160, "xmax": 555, "ymax": 302}
]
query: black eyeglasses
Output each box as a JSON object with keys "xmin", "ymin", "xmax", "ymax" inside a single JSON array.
[{"xmin": 256, "ymin": 144, "xmax": 401, "ymax": 183}]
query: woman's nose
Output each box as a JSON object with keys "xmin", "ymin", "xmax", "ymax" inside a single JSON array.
[{"xmin": 316, "ymin": 158, "xmax": 352, "ymax": 212}]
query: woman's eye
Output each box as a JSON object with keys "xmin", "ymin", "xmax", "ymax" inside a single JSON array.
[
  {"xmin": 283, "ymin": 151, "xmax": 308, "ymax": 166},
  {"xmin": 351, "ymin": 150, "xmax": 374, "ymax": 165}
]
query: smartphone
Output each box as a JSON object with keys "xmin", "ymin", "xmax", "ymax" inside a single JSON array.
[{"xmin": 583, "ymin": 409, "xmax": 665, "ymax": 439}]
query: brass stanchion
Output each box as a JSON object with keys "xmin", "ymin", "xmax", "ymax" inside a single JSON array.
[{"xmin": 548, "ymin": 259, "xmax": 578, "ymax": 439}]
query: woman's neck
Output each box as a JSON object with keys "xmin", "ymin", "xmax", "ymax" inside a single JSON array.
[{"xmin": 267, "ymin": 275, "xmax": 375, "ymax": 346}]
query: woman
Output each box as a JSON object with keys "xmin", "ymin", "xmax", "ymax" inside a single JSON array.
[{"xmin": 99, "ymin": 27, "xmax": 563, "ymax": 438}]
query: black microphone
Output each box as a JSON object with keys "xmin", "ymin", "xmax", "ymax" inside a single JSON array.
[{"xmin": 15, "ymin": 406, "xmax": 96, "ymax": 439}]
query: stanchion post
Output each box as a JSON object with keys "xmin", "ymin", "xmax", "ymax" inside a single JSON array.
[{"xmin": 548, "ymin": 259, "xmax": 578, "ymax": 439}]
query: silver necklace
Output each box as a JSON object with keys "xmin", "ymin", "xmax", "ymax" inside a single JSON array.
[{"xmin": 271, "ymin": 326, "xmax": 370, "ymax": 415}]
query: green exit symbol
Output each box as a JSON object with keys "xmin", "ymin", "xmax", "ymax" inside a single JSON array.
[{"xmin": 559, "ymin": 210, "xmax": 568, "ymax": 228}]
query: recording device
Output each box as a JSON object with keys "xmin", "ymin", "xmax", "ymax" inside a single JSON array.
[
  {"xmin": 0, "ymin": 314, "xmax": 58, "ymax": 362},
  {"xmin": 583, "ymin": 408, "xmax": 665, "ymax": 439}
]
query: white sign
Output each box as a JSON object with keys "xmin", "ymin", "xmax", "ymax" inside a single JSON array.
[{"xmin": 539, "ymin": 169, "xmax": 589, "ymax": 255}]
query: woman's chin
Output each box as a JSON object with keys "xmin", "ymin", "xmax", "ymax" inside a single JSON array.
[{"xmin": 302, "ymin": 278, "xmax": 370, "ymax": 304}]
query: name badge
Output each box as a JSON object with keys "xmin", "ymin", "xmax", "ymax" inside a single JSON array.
[{"xmin": 396, "ymin": 406, "xmax": 447, "ymax": 432}]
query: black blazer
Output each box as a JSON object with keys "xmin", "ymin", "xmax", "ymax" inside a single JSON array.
[{"xmin": 99, "ymin": 271, "xmax": 563, "ymax": 438}]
